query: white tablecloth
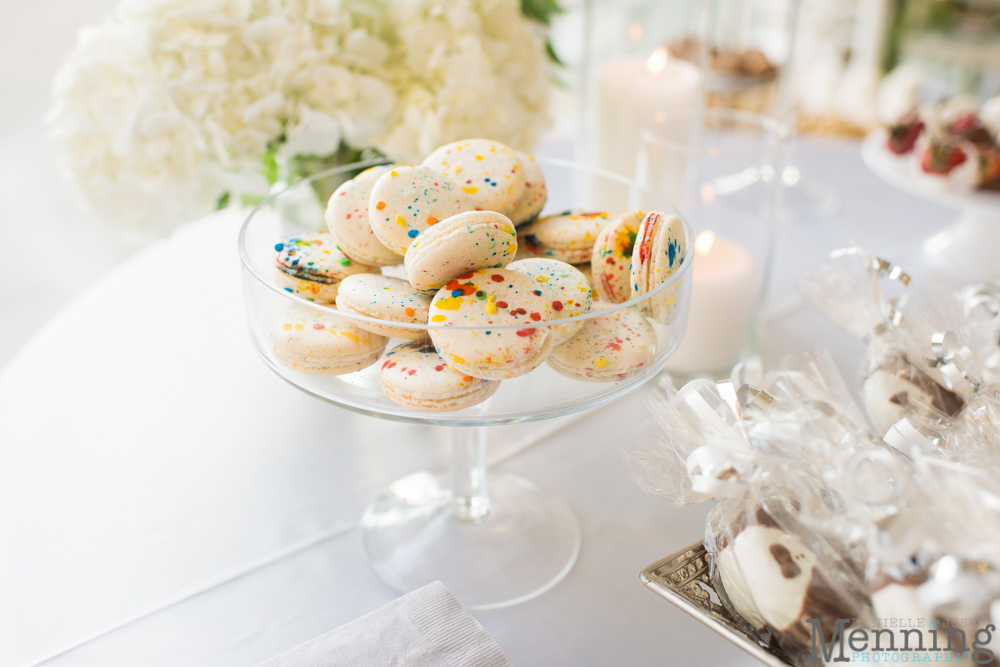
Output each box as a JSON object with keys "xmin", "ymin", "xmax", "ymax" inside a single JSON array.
[{"xmin": 0, "ymin": 139, "xmax": 965, "ymax": 666}]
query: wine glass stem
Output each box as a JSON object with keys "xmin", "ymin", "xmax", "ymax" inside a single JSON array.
[{"xmin": 451, "ymin": 426, "xmax": 490, "ymax": 522}]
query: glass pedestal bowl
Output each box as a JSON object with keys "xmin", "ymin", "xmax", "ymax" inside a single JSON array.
[{"xmin": 239, "ymin": 156, "xmax": 693, "ymax": 609}]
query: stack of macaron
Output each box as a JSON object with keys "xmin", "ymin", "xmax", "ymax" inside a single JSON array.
[{"xmin": 268, "ymin": 138, "xmax": 688, "ymax": 413}]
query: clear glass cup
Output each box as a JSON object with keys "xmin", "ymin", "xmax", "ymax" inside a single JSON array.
[
  {"xmin": 637, "ymin": 108, "xmax": 789, "ymax": 378},
  {"xmin": 239, "ymin": 157, "xmax": 694, "ymax": 609}
]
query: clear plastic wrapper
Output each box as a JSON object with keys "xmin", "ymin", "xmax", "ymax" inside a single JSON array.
[
  {"xmin": 627, "ymin": 349, "xmax": 1000, "ymax": 664},
  {"xmin": 797, "ymin": 245, "xmax": 968, "ymax": 437}
]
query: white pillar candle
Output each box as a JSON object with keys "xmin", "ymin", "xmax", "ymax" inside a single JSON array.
[
  {"xmin": 591, "ymin": 48, "xmax": 701, "ymax": 211},
  {"xmin": 666, "ymin": 231, "xmax": 757, "ymax": 374}
]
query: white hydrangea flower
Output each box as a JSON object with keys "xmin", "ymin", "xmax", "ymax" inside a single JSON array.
[{"xmin": 49, "ymin": 0, "xmax": 552, "ymax": 232}]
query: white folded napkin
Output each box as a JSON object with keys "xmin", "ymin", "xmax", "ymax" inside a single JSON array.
[{"xmin": 255, "ymin": 581, "xmax": 511, "ymax": 667}]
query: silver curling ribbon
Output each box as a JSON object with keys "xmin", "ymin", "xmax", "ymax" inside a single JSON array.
[
  {"xmin": 685, "ymin": 444, "xmax": 750, "ymax": 498},
  {"xmin": 926, "ymin": 330, "xmax": 981, "ymax": 392}
]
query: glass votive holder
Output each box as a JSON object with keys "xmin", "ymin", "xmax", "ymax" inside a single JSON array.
[{"xmin": 636, "ymin": 108, "xmax": 789, "ymax": 378}]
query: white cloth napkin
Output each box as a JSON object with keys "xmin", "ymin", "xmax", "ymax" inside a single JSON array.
[{"xmin": 255, "ymin": 582, "xmax": 512, "ymax": 667}]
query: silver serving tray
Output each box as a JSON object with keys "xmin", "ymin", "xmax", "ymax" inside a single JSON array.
[{"xmin": 640, "ymin": 540, "xmax": 794, "ymax": 667}]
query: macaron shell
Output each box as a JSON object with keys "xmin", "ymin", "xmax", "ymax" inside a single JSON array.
[
  {"xmin": 629, "ymin": 211, "xmax": 687, "ymax": 325},
  {"xmin": 335, "ymin": 274, "xmax": 432, "ymax": 340},
  {"xmin": 509, "ymin": 152, "xmax": 547, "ymax": 225},
  {"xmin": 519, "ymin": 210, "xmax": 611, "ymax": 263},
  {"xmin": 591, "ymin": 210, "xmax": 643, "ymax": 304},
  {"xmin": 369, "ymin": 166, "xmax": 472, "ymax": 255},
  {"xmin": 379, "ymin": 341, "xmax": 500, "ymax": 412},
  {"xmin": 547, "ymin": 302, "xmax": 657, "ymax": 382},
  {"xmin": 427, "ymin": 268, "xmax": 556, "ymax": 380},
  {"xmin": 507, "ymin": 258, "xmax": 593, "ymax": 344},
  {"xmin": 325, "ymin": 165, "xmax": 401, "ymax": 266},
  {"xmin": 423, "ymin": 139, "xmax": 526, "ymax": 216},
  {"xmin": 404, "ymin": 211, "xmax": 518, "ymax": 292},
  {"xmin": 271, "ymin": 306, "xmax": 388, "ymax": 375},
  {"xmin": 274, "ymin": 232, "xmax": 379, "ymax": 303},
  {"xmin": 273, "ymin": 268, "xmax": 340, "ymax": 303}
]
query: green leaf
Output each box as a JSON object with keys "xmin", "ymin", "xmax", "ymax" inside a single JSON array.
[{"xmin": 521, "ymin": 0, "xmax": 564, "ymax": 25}]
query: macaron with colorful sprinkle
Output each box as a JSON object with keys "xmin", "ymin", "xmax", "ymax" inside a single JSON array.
[
  {"xmin": 422, "ymin": 139, "xmax": 525, "ymax": 216},
  {"xmin": 518, "ymin": 210, "xmax": 611, "ymax": 264},
  {"xmin": 509, "ymin": 152, "xmax": 547, "ymax": 225},
  {"xmin": 270, "ymin": 305, "xmax": 387, "ymax": 375},
  {"xmin": 507, "ymin": 258, "xmax": 593, "ymax": 344},
  {"xmin": 335, "ymin": 274, "xmax": 433, "ymax": 340},
  {"xmin": 591, "ymin": 210, "xmax": 643, "ymax": 304},
  {"xmin": 379, "ymin": 341, "xmax": 501, "ymax": 412},
  {"xmin": 404, "ymin": 211, "xmax": 518, "ymax": 292},
  {"xmin": 368, "ymin": 165, "xmax": 472, "ymax": 255},
  {"xmin": 325, "ymin": 165, "xmax": 401, "ymax": 266},
  {"xmin": 274, "ymin": 232, "xmax": 378, "ymax": 303},
  {"xmin": 629, "ymin": 211, "xmax": 687, "ymax": 324},
  {"xmin": 428, "ymin": 268, "xmax": 556, "ymax": 380},
  {"xmin": 547, "ymin": 302, "xmax": 656, "ymax": 382}
]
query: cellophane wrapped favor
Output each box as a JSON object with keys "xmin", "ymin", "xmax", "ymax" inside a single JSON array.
[{"xmin": 626, "ymin": 349, "xmax": 1000, "ymax": 664}]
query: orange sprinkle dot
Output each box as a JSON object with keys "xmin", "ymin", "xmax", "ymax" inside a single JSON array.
[
  {"xmin": 463, "ymin": 376, "xmax": 473, "ymax": 382},
  {"xmin": 426, "ymin": 216, "xmax": 438, "ymax": 225},
  {"xmin": 376, "ymin": 201, "xmax": 386, "ymax": 210},
  {"xmin": 404, "ymin": 307, "xmax": 415, "ymax": 317}
]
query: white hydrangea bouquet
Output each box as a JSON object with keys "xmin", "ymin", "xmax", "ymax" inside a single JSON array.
[{"xmin": 49, "ymin": 0, "xmax": 557, "ymax": 234}]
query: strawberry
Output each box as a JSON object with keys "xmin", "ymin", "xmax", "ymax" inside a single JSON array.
[
  {"xmin": 887, "ymin": 118, "xmax": 924, "ymax": 155},
  {"xmin": 920, "ymin": 142, "xmax": 967, "ymax": 174}
]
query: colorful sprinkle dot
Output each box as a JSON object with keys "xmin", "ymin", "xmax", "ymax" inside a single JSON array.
[
  {"xmin": 376, "ymin": 201, "xmax": 386, "ymax": 210},
  {"xmin": 313, "ymin": 323, "xmax": 325, "ymax": 329},
  {"xmin": 404, "ymin": 307, "xmax": 415, "ymax": 317},
  {"xmin": 274, "ymin": 243, "xmax": 284, "ymax": 252},
  {"xmin": 552, "ymin": 301, "xmax": 564, "ymax": 311},
  {"xmin": 408, "ymin": 229, "xmax": 419, "ymax": 238},
  {"xmin": 491, "ymin": 274, "xmax": 504, "ymax": 282}
]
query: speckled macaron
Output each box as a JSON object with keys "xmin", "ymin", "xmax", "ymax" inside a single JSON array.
[
  {"xmin": 270, "ymin": 305, "xmax": 388, "ymax": 375},
  {"xmin": 630, "ymin": 211, "xmax": 687, "ymax": 324},
  {"xmin": 368, "ymin": 165, "xmax": 472, "ymax": 255},
  {"xmin": 509, "ymin": 152, "xmax": 547, "ymax": 225},
  {"xmin": 507, "ymin": 258, "xmax": 592, "ymax": 344},
  {"xmin": 335, "ymin": 274, "xmax": 432, "ymax": 340},
  {"xmin": 428, "ymin": 268, "xmax": 555, "ymax": 380},
  {"xmin": 325, "ymin": 165, "xmax": 401, "ymax": 266},
  {"xmin": 404, "ymin": 211, "xmax": 518, "ymax": 292},
  {"xmin": 379, "ymin": 341, "xmax": 501, "ymax": 412},
  {"xmin": 518, "ymin": 211, "xmax": 611, "ymax": 264},
  {"xmin": 547, "ymin": 302, "xmax": 657, "ymax": 382},
  {"xmin": 591, "ymin": 210, "xmax": 643, "ymax": 304},
  {"xmin": 422, "ymin": 139, "xmax": 525, "ymax": 216},
  {"xmin": 274, "ymin": 232, "xmax": 379, "ymax": 303}
]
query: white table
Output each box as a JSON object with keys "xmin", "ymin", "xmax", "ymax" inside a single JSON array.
[{"xmin": 0, "ymin": 139, "xmax": 965, "ymax": 666}]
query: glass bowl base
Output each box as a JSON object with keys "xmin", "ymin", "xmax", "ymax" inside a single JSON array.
[{"xmin": 359, "ymin": 471, "xmax": 581, "ymax": 610}]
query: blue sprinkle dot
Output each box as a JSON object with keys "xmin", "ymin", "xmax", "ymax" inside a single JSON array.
[
  {"xmin": 533, "ymin": 290, "xmax": 542, "ymax": 296},
  {"xmin": 283, "ymin": 287, "xmax": 293, "ymax": 292},
  {"xmin": 407, "ymin": 229, "xmax": 419, "ymax": 238},
  {"xmin": 451, "ymin": 290, "xmax": 462, "ymax": 297},
  {"xmin": 274, "ymin": 243, "xmax": 284, "ymax": 252},
  {"xmin": 486, "ymin": 331, "xmax": 492, "ymax": 335}
]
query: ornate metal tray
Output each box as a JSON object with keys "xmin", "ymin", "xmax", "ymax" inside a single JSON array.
[{"xmin": 640, "ymin": 540, "xmax": 794, "ymax": 667}]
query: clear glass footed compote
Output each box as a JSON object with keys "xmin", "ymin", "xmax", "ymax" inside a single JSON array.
[{"xmin": 239, "ymin": 157, "xmax": 694, "ymax": 609}]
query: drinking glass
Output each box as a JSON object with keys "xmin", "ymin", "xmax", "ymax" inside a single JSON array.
[{"xmin": 636, "ymin": 108, "xmax": 789, "ymax": 377}]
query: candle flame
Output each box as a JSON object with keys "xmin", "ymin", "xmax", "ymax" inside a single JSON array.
[
  {"xmin": 695, "ymin": 231, "xmax": 715, "ymax": 255},
  {"xmin": 628, "ymin": 21, "xmax": 643, "ymax": 43},
  {"xmin": 645, "ymin": 47, "xmax": 668, "ymax": 75}
]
